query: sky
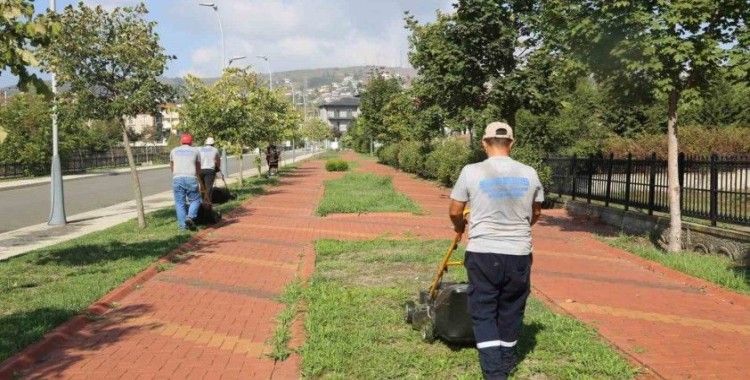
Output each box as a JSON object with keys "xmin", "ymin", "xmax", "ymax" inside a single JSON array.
[{"xmin": 0, "ymin": 0, "xmax": 454, "ymax": 87}]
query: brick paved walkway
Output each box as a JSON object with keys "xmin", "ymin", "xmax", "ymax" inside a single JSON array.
[{"xmin": 6, "ymin": 153, "xmax": 750, "ymax": 379}]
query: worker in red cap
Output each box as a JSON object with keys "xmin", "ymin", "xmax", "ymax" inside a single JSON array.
[{"xmin": 170, "ymin": 133, "xmax": 202, "ymax": 231}]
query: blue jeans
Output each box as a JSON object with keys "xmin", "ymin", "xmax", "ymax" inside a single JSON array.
[{"xmin": 173, "ymin": 176, "xmax": 201, "ymax": 230}]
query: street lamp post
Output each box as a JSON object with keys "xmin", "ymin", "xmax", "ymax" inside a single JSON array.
[
  {"xmin": 228, "ymin": 56, "xmax": 246, "ymax": 67},
  {"xmin": 199, "ymin": 2, "xmax": 229, "ymax": 174},
  {"xmin": 199, "ymin": 2, "xmax": 225, "ymax": 72},
  {"xmin": 256, "ymin": 55, "xmax": 272, "ymax": 90},
  {"xmin": 48, "ymin": 0, "xmax": 66, "ymax": 226}
]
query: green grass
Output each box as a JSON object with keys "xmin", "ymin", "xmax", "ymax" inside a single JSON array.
[
  {"xmin": 269, "ymin": 278, "xmax": 304, "ymax": 360},
  {"xmin": 603, "ymin": 234, "xmax": 750, "ymax": 294},
  {"xmin": 316, "ymin": 172, "xmax": 421, "ymax": 216},
  {"xmin": 302, "ymin": 239, "xmax": 636, "ymax": 379},
  {"xmin": 0, "ymin": 168, "xmax": 292, "ymax": 363}
]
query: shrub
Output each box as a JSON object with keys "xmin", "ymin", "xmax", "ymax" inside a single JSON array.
[
  {"xmin": 325, "ymin": 158, "xmax": 350, "ymax": 172},
  {"xmin": 425, "ymin": 138, "xmax": 470, "ymax": 186},
  {"xmin": 376, "ymin": 144, "xmax": 400, "ymax": 167},
  {"xmin": 397, "ymin": 141, "xmax": 425, "ymax": 174},
  {"xmin": 511, "ymin": 144, "xmax": 553, "ymax": 191},
  {"xmin": 603, "ymin": 125, "xmax": 750, "ymax": 158}
]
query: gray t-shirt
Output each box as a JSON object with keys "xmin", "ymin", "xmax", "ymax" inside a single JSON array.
[
  {"xmin": 450, "ymin": 156, "xmax": 544, "ymax": 255},
  {"xmin": 170, "ymin": 145, "xmax": 200, "ymax": 178},
  {"xmin": 199, "ymin": 145, "xmax": 219, "ymax": 170}
]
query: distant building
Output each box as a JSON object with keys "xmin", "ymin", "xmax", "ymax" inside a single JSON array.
[
  {"xmin": 318, "ymin": 97, "xmax": 360, "ymax": 136},
  {"xmin": 124, "ymin": 103, "xmax": 181, "ymax": 145}
]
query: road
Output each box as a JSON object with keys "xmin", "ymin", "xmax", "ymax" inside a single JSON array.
[{"xmin": 0, "ymin": 151, "xmax": 302, "ymax": 233}]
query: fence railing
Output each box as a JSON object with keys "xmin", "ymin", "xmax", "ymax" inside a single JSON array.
[
  {"xmin": 544, "ymin": 153, "xmax": 750, "ymax": 227},
  {"xmin": 0, "ymin": 147, "xmax": 170, "ymax": 178}
]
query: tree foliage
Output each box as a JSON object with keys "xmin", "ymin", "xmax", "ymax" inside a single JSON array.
[
  {"xmin": 0, "ymin": 0, "xmax": 55, "ymax": 91},
  {"xmin": 40, "ymin": 2, "xmax": 173, "ymax": 228}
]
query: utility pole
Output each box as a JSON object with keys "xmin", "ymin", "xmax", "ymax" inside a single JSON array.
[{"xmin": 48, "ymin": 0, "xmax": 66, "ymax": 226}]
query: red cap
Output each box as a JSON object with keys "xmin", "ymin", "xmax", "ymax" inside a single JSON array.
[{"xmin": 180, "ymin": 133, "xmax": 193, "ymax": 145}]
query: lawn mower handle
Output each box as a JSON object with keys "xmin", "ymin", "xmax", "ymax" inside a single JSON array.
[{"xmin": 427, "ymin": 231, "xmax": 464, "ymax": 300}]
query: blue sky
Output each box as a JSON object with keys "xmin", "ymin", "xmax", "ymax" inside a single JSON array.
[{"xmin": 0, "ymin": 0, "xmax": 453, "ymax": 87}]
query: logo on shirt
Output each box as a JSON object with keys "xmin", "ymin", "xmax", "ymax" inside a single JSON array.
[{"xmin": 479, "ymin": 177, "xmax": 529, "ymax": 199}]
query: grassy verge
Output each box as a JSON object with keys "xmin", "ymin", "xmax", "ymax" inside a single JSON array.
[
  {"xmin": 316, "ymin": 172, "xmax": 421, "ymax": 216},
  {"xmin": 0, "ymin": 168, "xmax": 292, "ymax": 363},
  {"xmin": 302, "ymin": 239, "xmax": 636, "ymax": 379},
  {"xmin": 269, "ymin": 278, "xmax": 304, "ymax": 360},
  {"xmin": 602, "ymin": 234, "xmax": 749, "ymax": 294}
]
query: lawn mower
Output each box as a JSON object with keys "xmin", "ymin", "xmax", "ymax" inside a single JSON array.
[{"xmin": 405, "ymin": 231, "xmax": 475, "ymax": 344}]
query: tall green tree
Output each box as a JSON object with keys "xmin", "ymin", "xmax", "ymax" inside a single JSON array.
[
  {"xmin": 41, "ymin": 2, "xmax": 173, "ymax": 228},
  {"xmin": 540, "ymin": 0, "xmax": 749, "ymax": 252},
  {"xmin": 0, "ymin": 0, "xmax": 55, "ymax": 91},
  {"xmin": 299, "ymin": 118, "xmax": 332, "ymax": 143},
  {"xmin": 357, "ymin": 73, "xmax": 402, "ymax": 142}
]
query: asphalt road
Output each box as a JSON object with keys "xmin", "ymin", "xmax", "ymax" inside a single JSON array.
[{"xmin": 0, "ymin": 152, "xmax": 297, "ymax": 233}]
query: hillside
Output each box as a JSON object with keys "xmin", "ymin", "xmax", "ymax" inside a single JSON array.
[{"xmin": 2, "ymin": 65, "xmax": 417, "ymax": 105}]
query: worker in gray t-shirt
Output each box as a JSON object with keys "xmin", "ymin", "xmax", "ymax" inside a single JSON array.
[
  {"xmin": 449, "ymin": 122, "xmax": 543, "ymax": 379},
  {"xmin": 170, "ymin": 133, "xmax": 201, "ymax": 231}
]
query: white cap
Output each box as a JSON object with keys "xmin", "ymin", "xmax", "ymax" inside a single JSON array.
[
  {"xmin": 482, "ymin": 121, "xmax": 514, "ymax": 141},
  {"xmin": 205, "ymin": 137, "xmax": 215, "ymax": 145}
]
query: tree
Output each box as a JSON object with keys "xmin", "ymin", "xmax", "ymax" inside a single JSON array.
[
  {"xmin": 299, "ymin": 118, "xmax": 332, "ymax": 143},
  {"xmin": 0, "ymin": 0, "xmax": 55, "ymax": 91},
  {"xmin": 541, "ymin": 0, "xmax": 750, "ymax": 252},
  {"xmin": 358, "ymin": 73, "xmax": 402, "ymax": 140},
  {"xmin": 41, "ymin": 3, "xmax": 173, "ymax": 228},
  {"xmin": 182, "ymin": 68, "xmax": 299, "ymax": 183}
]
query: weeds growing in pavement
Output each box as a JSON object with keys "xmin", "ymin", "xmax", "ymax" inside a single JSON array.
[{"xmin": 269, "ymin": 278, "xmax": 304, "ymax": 361}]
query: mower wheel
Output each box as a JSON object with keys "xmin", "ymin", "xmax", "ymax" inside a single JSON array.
[
  {"xmin": 404, "ymin": 301, "xmax": 416, "ymax": 324},
  {"xmin": 421, "ymin": 321, "xmax": 435, "ymax": 343}
]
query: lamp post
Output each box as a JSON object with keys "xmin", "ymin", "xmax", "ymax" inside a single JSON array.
[
  {"xmin": 199, "ymin": 2, "xmax": 225, "ymax": 73},
  {"xmin": 256, "ymin": 55, "xmax": 272, "ymax": 90},
  {"xmin": 228, "ymin": 55, "xmax": 246, "ymax": 67},
  {"xmin": 199, "ymin": 2, "xmax": 229, "ymax": 174},
  {"xmin": 48, "ymin": 0, "xmax": 66, "ymax": 226}
]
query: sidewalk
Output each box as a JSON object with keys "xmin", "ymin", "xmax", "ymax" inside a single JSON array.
[
  {"xmin": 4, "ymin": 153, "xmax": 749, "ymax": 379},
  {"xmin": 0, "ymin": 152, "xmax": 319, "ymax": 261}
]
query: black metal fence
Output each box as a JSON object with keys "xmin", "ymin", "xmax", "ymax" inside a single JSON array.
[
  {"xmin": 545, "ymin": 153, "xmax": 750, "ymax": 226},
  {"xmin": 0, "ymin": 147, "xmax": 170, "ymax": 178}
]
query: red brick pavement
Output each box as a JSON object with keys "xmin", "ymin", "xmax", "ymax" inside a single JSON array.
[{"xmin": 5, "ymin": 154, "xmax": 749, "ymax": 379}]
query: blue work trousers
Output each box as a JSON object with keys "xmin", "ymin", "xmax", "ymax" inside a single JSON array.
[{"xmin": 173, "ymin": 176, "xmax": 201, "ymax": 230}]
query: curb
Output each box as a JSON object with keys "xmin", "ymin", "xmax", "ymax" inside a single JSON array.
[{"xmin": 0, "ymin": 157, "xmax": 320, "ymax": 379}]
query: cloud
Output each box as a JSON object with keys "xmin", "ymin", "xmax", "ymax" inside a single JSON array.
[{"xmin": 174, "ymin": 0, "xmax": 452, "ymax": 78}]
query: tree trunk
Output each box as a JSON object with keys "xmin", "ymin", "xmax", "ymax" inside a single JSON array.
[
  {"xmin": 237, "ymin": 147, "xmax": 244, "ymax": 185},
  {"xmin": 666, "ymin": 89, "xmax": 682, "ymax": 252},
  {"xmin": 122, "ymin": 126, "xmax": 147, "ymax": 229}
]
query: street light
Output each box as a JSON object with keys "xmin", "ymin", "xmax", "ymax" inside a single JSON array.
[
  {"xmin": 199, "ymin": 2, "xmax": 225, "ymax": 72},
  {"xmin": 200, "ymin": 2, "xmax": 229, "ymax": 174},
  {"xmin": 256, "ymin": 55, "xmax": 272, "ymax": 90},
  {"xmin": 48, "ymin": 0, "xmax": 66, "ymax": 226},
  {"xmin": 228, "ymin": 56, "xmax": 246, "ymax": 67}
]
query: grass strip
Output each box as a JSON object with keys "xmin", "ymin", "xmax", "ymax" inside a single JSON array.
[
  {"xmin": 0, "ymin": 167, "xmax": 293, "ymax": 363},
  {"xmin": 302, "ymin": 239, "xmax": 636, "ymax": 379},
  {"xmin": 268, "ymin": 278, "xmax": 304, "ymax": 361},
  {"xmin": 602, "ymin": 234, "xmax": 749, "ymax": 294},
  {"xmin": 316, "ymin": 172, "xmax": 421, "ymax": 216}
]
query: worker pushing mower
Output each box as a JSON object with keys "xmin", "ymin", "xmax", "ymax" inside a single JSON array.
[{"xmin": 406, "ymin": 122, "xmax": 544, "ymax": 380}]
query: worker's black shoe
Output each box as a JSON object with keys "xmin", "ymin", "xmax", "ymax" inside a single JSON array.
[
  {"xmin": 185, "ymin": 218, "xmax": 197, "ymax": 231},
  {"xmin": 499, "ymin": 347, "xmax": 518, "ymax": 376}
]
